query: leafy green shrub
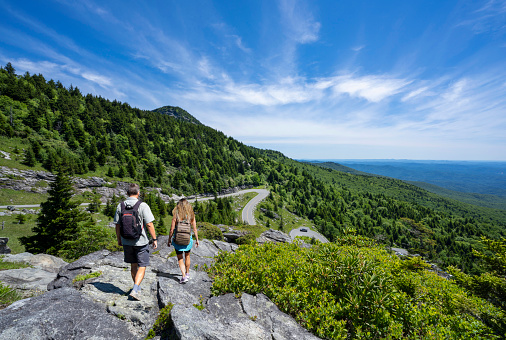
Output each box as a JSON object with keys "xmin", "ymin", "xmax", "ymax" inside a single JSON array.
[
  {"xmin": 146, "ymin": 303, "xmax": 174, "ymax": 339},
  {"xmin": 209, "ymin": 240, "xmax": 505, "ymax": 339},
  {"xmin": 58, "ymin": 223, "xmax": 119, "ymax": 261},
  {"xmin": 295, "ymin": 236, "xmax": 321, "ymax": 245},
  {"xmin": 398, "ymin": 256, "xmax": 432, "ymax": 272},
  {"xmin": 448, "ymin": 237, "xmax": 506, "ymax": 321},
  {"xmin": 235, "ymin": 233, "xmax": 256, "ymax": 245},
  {"xmin": 197, "ymin": 223, "xmax": 224, "ymax": 241}
]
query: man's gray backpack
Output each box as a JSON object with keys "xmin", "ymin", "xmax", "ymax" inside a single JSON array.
[{"xmin": 174, "ymin": 220, "xmax": 191, "ymax": 245}]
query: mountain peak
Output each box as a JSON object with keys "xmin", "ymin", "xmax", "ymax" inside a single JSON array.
[{"xmin": 152, "ymin": 106, "xmax": 201, "ymax": 125}]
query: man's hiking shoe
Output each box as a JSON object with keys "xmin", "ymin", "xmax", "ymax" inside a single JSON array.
[{"xmin": 129, "ymin": 290, "xmax": 141, "ymax": 300}]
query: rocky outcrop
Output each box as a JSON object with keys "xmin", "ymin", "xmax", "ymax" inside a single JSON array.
[
  {"xmin": 0, "ymin": 230, "xmax": 321, "ymax": 339},
  {"xmin": 0, "ymin": 166, "xmax": 252, "ymax": 203},
  {"xmin": 170, "ymin": 293, "xmax": 319, "ymax": 340},
  {"xmin": 223, "ymin": 230, "xmax": 248, "ymax": 241},
  {"xmin": 256, "ymin": 229, "xmax": 293, "ymax": 244},
  {"xmin": 0, "ymin": 237, "xmax": 11, "ymax": 254}
]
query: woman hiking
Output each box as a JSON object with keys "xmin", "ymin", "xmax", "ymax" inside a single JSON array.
[{"xmin": 169, "ymin": 198, "xmax": 199, "ymax": 283}]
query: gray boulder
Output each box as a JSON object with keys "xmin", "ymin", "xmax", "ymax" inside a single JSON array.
[
  {"xmin": 48, "ymin": 249, "xmax": 112, "ymax": 290},
  {"xmin": 2, "ymin": 252, "xmax": 67, "ymax": 273},
  {"xmin": 0, "ymin": 237, "xmax": 11, "ymax": 254},
  {"xmin": 170, "ymin": 293, "xmax": 321, "ymax": 340},
  {"xmin": 241, "ymin": 293, "xmax": 320, "ymax": 340},
  {"xmin": 157, "ymin": 268, "xmax": 213, "ymax": 308},
  {"xmin": 0, "ymin": 267, "xmax": 57, "ymax": 293},
  {"xmin": 79, "ymin": 263, "xmax": 160, "ymax": 336},
  {"xmin": 0, "ymin": 287, "xmax": 139, "ymax": 340},
  {"xmin": 223, "ymin": 230, "xmax": 247, "ymax": 241},
  {"xmin": 171, "ymin": 303, "xmax": 271, "ymax": 340},
  {"xmin": 256, "ymin": 229, "xmax": 292, "ymax": 244}
]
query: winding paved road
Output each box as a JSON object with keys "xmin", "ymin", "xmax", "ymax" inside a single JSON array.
[
  {"xmin": 239, "ymin": 189, "xmax": 269, "ymax": 225},
  {"xmin": 289, "ymin": 227, "xmax": 329, "ymax": 243}
]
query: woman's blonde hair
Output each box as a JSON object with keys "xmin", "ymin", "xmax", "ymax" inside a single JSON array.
[{"xmin": 172, "ymin": 198, "xmax": 195, "ymax": 222}]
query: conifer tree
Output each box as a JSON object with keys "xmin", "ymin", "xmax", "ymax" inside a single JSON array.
[
  {"xmin": 88, "ymin": 156, "xmax": 97, "ymax": 171},
  {"xmin": 20, "ymin": 167, "xmax": 89, "ymax": 255},
  {"xmin": 22, "ymin": 147, "xmax": 36, "ymax": 167},
  {"xmin": 106, "ymin": 166, "xmax": 115, "ymax": 177}
]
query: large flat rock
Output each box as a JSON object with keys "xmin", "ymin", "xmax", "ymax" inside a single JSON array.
[
  {"xmin": 0, "ymin": 267, "xmax": 57, "ymax": 292},
  {"xmin": 0, "ymin": 287, "xmax": 139, "ymax": 340}
]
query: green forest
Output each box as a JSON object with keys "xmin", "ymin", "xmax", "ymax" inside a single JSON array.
[
  {"xmin": 2, "ymin": 62, "xmax": 506, "ymax": 338},
  {"xmin": 1, "ymin": 62, "xmax": 505, "ymax": 273}
]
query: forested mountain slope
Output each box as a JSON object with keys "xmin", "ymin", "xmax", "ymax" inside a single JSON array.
[{"xmin": 0, "ymin": 63, "xmax": 504, "ymax": 274}]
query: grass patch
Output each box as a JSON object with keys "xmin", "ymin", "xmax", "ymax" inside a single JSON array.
[
  {"xmin": 72, "ymin": 271, "xmax": 103, "ymax": 283},
  {"xmin": 0, "ymin": 136, "xmax": 46, "ymax": 171},
  {"xmin": 0, "ymin": 281, "xmax": 23, "ymax": 310},
  {"xmin": 0, "ymin": 256, "xmax": 31, "ymax": 271},
  {"xmin": 0, "ymin": 212, "xmax": 36, "ymax": 253},
  {"xmin": 0, "ymin": 189, "xmax": 46, "ymax": 205}
]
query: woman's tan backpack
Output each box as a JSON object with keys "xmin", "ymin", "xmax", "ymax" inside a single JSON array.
[{"xmin": 174, "ymin": 219, "xmax": 192, "ymax": 245}]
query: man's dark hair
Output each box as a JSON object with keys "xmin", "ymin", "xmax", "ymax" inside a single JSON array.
[{"xmin": 127, "ymin": 183, "xmax": 140, "ymax": 196}]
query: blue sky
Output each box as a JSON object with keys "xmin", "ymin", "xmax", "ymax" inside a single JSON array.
[{"xmin": 1, "ymin": 0, "xmax": 506, "ymax": 161}]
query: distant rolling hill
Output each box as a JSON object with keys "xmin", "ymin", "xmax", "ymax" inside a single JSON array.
[
  {"xmin": 407, "ymin": 181, "xmax": 506, "ymax": 211},
  {"xmin": 314, "ymin": 159, "xmax": 506, "ymax": 198},
  {"xmin": 307, "ymin": 160, "xmax": 506, "ymax": 211}
]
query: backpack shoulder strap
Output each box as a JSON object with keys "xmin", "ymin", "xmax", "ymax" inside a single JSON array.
[{"xmin": 132, "ymin": 200, "xmax": 142, "ymax": 210}]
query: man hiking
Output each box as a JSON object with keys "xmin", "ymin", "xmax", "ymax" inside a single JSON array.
[{"xmin": 114, "ymin": 183, "xmax": 157, "ymax": 300}]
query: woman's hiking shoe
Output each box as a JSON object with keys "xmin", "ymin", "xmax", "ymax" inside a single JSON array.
[
  {"xmin": 129, "ymin": 290, "xmax": 141, "ymax": 301},
  {"xmin": 185, "ymin": 273, "xmax": 190, "ymax": 280},
  {"xmin": 179, "ymin": 276, "xmax": 187, "ymax": 284}
]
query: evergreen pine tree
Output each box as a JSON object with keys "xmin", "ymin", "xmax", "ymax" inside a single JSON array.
[
  {"xmin": 117, "ymin": 165, "xmax": 126, "ymax": 178},
  {"xmin": 103, "ymin": 194, "xmax": 118, "ymax": 217},
  {"xmin": 106, "ymin": 166, "xmax": 115, "ymax": 177},
  {"xmin": 88, "ymin": 156, "xmax": 97, "ymax": 171},
  {"xmin": 98, "ymin": 151, "xmax": 107, "ymax": 166},
  {"xmin": 20, "ymin": 167, "xmax": 88, "ymax": 255},
  {"xmin": 155, "ymin": 217, "xmax": 167, "ymax": 235},
  {"xmin": 22, "ymin": 147, "xmax": 36, "ymax": 167}
]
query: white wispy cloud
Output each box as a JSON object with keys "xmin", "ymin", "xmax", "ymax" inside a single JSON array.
[
  {"xmin": 456, "ymin": 0, "xmax": 506, "ymax": 34},
  {"xmin": 278, "ymin": 0, "xmax": 321, "ymax": 44},
  {"xmin": 351, "ymin": 45, "xmax": 365, "ymax": 52},
  {"xmin": 81, "ymin": 72, "xmax": 112, "ymax": 87},
  {"xmin": 331, "ymin": 75, "xmax": 411, "ymax": 103}
]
